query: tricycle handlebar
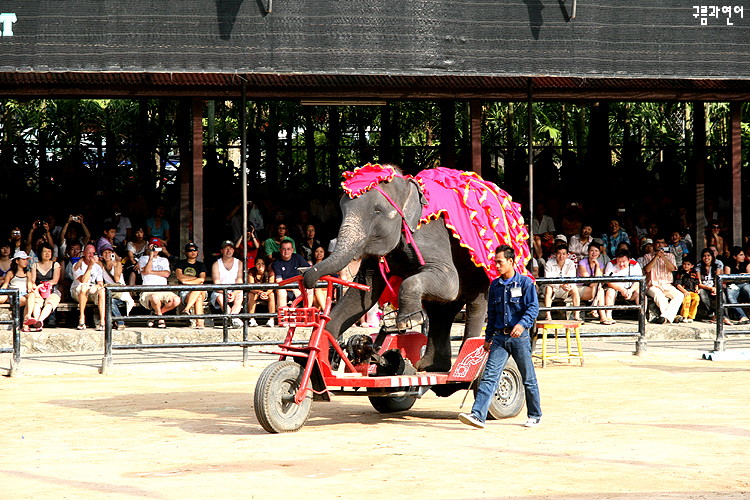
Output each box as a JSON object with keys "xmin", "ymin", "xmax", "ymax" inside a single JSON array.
[{"xmin": 277, "ymin": 274, "xmax": 371, "ymax": 292}]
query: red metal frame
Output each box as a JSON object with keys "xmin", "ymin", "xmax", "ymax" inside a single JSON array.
[{"xmin": 263, "ymin": 275, "xmax": 488, "ymax": 404}]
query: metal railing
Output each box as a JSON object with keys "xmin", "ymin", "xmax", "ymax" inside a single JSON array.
[
  {"xmin": 0, "ymin": 289, "xmax": 21, "ymax": 376},
  {"xmin": 714, "ymin": 274, "xmax": 750, "ymax": 351},
  {"xmin": 100, "ymin": 281, "xmax": 332, "ymax": 373},
  {"xmin": 536, "ymin": 275, "xmax": 647, "ymax": 355}
]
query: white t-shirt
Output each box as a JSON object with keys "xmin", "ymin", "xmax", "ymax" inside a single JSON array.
[
  {"xmin": 71, "ymin": 260, "xmax": 103, "ymax": 291},
  {"xmin": 544, "ymin": 257, "xmax": 577, "ymax": 278},
  {"xmin": 138, "ymin": 255, "xmax": 170, "ymax": 286},
  {"xmin": 604, "ymin": 259, "xmax": 643, "ymax": 289}
]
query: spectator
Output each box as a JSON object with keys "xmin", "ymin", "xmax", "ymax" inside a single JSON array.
[
  {"xmin": 542, "ymin": 244, "xmax": 581, "ymax": 321},
  {"xmin": 601, "ymin": 219, "xmax": 630, "ymax": 260},
  {"xmin": 1, "ymin": 251, "xmax": 37, "ymax": 330},
  {"xmin": 298, "ymin": 224, "xmax": 321, "ymax": 263},
  {"xmin": 27, "ymin": 218, "xmax": 56, "ymax": 263},
  {"xmin": 228, "ymin": 201, "xmax": 265, "ymax": 241},
  {"xmin": 310, "ymin": 244, "xmax": 329, "ymax": 309},
  {"xmin": 44, "ymin": 214, "xmax": 63, "ymax": 241},
  {"xmin": 641, "ymin": 237, "xmax": 684, "ymax": 324},
  {"xmin": 104, "ymin": 204, "xmax": 132, "ymax": 247},
  {"xmin": 138, "ymin": 238, "xmax": 181, "ymax": 328},
  {"xmin": 210, "ymin": 240, "xmax": 244, "ymax": 329},
  {"xmin": 146, "ymin": 204, "xmax": 171, "ymax": 247},
  {"xmin": 722, "ymin": 246, "xmax": 750, "ymax": 324},
  {"xmin": 70, "ymin": 244, "xmax": 106, "ymax": 331},
  {"xmin": 175, "ymin": 242, "xmax": 207, "ymax": 329},
  {"xmin": 577, "ymin": 241, "xmax": 607, "ymax": 323},
  {"xmin": 263, "ymin": 222, "xmax": 296, "ymax": 260},
  {"xmin": 696, "ymin": 247, "xmax": 725, "ymax": 323},
  {"xmin": 234, "ymin": 224, "xmax": 260, "ymax": 272},
  {"xmin": 559, "ymin": 202, "xmax": 583, "ymax": 240},
  {"xmin": 602, "ymin": 248, "xmax": 642, "ymax": 325},
  {"xmin": 0, "ymin": 240, "xmax": 12, "ymax": 288},
  {"xmin": 667, "ymin": 230, "xmax": 689, "ymax": 267},
  {"xmin": 58, "ymin": 214, "xmax": 91, "ymax": 258},
  {"xmin": 637, "ymin": 238, "xmax": 654, "ymax": 268},
  {"xmin": 705, "ymin": 220, "xmax": 729, "ymax": 259},
  {"xmin": 29, "ymin": 243, "xmax": 61, "ymax": 328},
  {"xmin": 9, "ymin": 226, "xmax": 25, "ymax": 255},
  {"xmin": 98, "ymin": 244, "xmax": 133, "ymax": 330},
  {"xmin": 674, "ymin": 256, "xmax": 700, "ymax": 323},
  {"xmin": 531, "ymin": 202, "xmax": 555, "ymax": 260},
  {"xmin": 248, "ymin": 255, "xmax": 276, "ymax": 327},
  {"xmin": 271, "ymin": 240, "xmax": 310, "ymax": 308},
  {"xmin": 95, "ymin": 222, "xmax": 118, "ymax": 256},
  {"xmin": 568, "ymin": 223, "xmax": 594, "ymax": 263},
  {"xmin": 125, "ymin": 225, "xmax": 149, "ymax": 285}
]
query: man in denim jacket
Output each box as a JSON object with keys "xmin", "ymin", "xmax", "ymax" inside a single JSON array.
[{"xmin": 459, "ymin": 244, "xmax": 542, "ymax": 429}]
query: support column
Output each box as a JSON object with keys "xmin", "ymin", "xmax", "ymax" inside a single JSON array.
[
  {"xmin": 730, "ymin": 101, "xmax": 742, "ymax": 247},
  {"xmin": 192, "ymin": 98, "xmax": 205, "ymax": 260},
  {"xmin": 694, "ymin": 102, "xmax": 706, "ymax": 251},
  {"xmin": 470, "ymin": 100, "xmax": 482, "ymax": 175}
]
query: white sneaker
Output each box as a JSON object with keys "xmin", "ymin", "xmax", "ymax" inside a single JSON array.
[
  {"xmin": 265, "ymin": 318, "xmax": 274, "ymax": 327},
  {"xmin": 458, "ymin": 412, "xmax": 485, "ymax": 429},
  {"xmin": 524, "ymin": 417, "xmax": 541, "ymax": 428},
  {"xmin": 231, "ymin": 318, "xmax": 243, "ymax": 329},
  {"xmin": 248, "ymin": 318, "xmax": 258, "ymax": 327}
]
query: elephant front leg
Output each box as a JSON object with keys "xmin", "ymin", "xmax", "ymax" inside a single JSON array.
[{"xmin": 396, "ymin": 265, "xmax": 459, "ymax": 330}]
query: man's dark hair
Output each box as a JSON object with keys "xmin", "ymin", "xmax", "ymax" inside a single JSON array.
[
  {"xmin": 615, "ymin": 248, "xmax": 631, "ymax": 259},
  {"xmin": 280, "ymin": 240, "xmax": 294, "ymax": 249},
  {"xmin": 103, "ymin": 222, "xmax": 117, "ymax": 232},
  {"xmin": 494, "ymin": 244, "xmax": 515, "ymax": 260},
  {"xmin": 554, "ymin": 244, "xmax": 569, "ymax": 253}
]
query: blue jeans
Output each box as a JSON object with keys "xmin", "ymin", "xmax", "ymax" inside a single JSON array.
[
  {"xmin": 470, "ymin": 330, "xmax": 542, "ymax": 422},
  {"xmin": 725, "ymin": 284, "xmax": 750, "ymax": 320}
]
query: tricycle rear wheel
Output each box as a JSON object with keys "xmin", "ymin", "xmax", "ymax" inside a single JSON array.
[
  {"xmin": 368, "ymin": 393, "xmax": 417, "ymax": 413},
  {"xmin": 476, "ymin": 357, "xmax": 525, "ymax": 420},
  {"xmin": 254, "ymin": 360, "xmax": 312, "ymax": 433}
]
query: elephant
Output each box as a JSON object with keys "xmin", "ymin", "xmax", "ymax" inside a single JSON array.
[{"xmin": 303, "ymin": 164, "xmax": 529, "ymax": 373}]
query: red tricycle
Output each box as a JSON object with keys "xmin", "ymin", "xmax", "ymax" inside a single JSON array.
[{"xmin": 253, "ymin": 275, "xmax": 525, "ymax": 433}]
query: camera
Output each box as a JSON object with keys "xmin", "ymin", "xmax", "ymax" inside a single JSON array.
[
  {"xmin": 114, "ymin": 212, "xmax": 122, "ymax": 217},
  {"xmin": 72, "ymin": 216, "xmax": 80, "ymax": 222},
  {"xmin": 12, "ymin": 230, "xmax": 21, "ymax": 237},
  {"xmin": 110, "ymin": 254, "xmax": 116, "ymax": 261},
  {"xmin": 154, "ymin": 247, "xmax": 163, "ymax": 253}
]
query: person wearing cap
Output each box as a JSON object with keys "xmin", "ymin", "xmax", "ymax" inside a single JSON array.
[
  {"xmin": 95, "ymin": 222, "xmax": 118, "ymax": 256},
  {"xmin": 70, "ymin": 244, "xmax": 107, "ymax": 330},
  {"xmin": 138, "ymin": 238, "xmax": 180, "ymax": 328},
  {"xmin": 637, "ymin": 238, "xmax": 654, "ymax": 268},
  {"xmin": 543, "ymin": 243, "xmax": 581, "ymax": 321},
  {"xmin": 175, "ymin": 242, "xmax": 207, "ymax": 329},
  {"xmin": 98, "ymin": 243, "xmax": 134, "ymax": 330},
  {"xmin": 1, "ymin": 250, "xmax": 38, "ymax": 330},
  {"xmin": 211, "ymin": 240, "xmax": 245, "ymax": 329}
]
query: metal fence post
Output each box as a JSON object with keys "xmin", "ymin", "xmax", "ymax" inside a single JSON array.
[
  {"xmin": 635, "ymin": 276, "xmax": 647, "ymax": 355},
  {"xmin": 9, "ymin": 289, "xmax": 21, "ymax": 376},
  {"xmin": 101, "ymin": 287, "xmax": 113, "ymax": 374},
  {"xmin": 714, "ymin": 275, "xmax": 726, "ymax": 352}
]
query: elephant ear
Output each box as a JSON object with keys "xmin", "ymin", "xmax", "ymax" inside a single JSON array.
[{"xmin": 402, "ymin": 178, "xmax": 427, "ymax": 232}]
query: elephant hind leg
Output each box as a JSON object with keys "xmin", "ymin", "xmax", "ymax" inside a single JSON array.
[
  {"xmin": 396, "ymin": 266, "xmax": 459, "ymax": 330},
  {"xmin": 415, "ymin": 300, "xmax": 464, "ymax": 372}
]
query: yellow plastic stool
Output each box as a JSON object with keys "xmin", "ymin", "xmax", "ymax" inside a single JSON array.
[{"xmin": 534, "ymin": 320, "xmax": 584, "ymax": 367}]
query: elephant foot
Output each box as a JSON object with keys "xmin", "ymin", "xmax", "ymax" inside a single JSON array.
[{"xmin": 396, "ymin": 309, "xmax": 426, "ymax": 330}]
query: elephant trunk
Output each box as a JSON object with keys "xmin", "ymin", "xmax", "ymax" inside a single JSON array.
[{"xmin": 303, "ymin": 222, "xmax": 365, "ymax": 289}]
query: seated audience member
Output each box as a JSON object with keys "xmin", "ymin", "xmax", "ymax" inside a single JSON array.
[
  {"xmin": 175, "ymin": 242, "xmax": 207, "ymax": 329},
  {"xmin": 543, "ymin": 244, "xmax": 581, "ymax": 321},
  {"xmin": 704, "ymin": 220, "xmax": 729, "ymax": 260},
  {"xmin": 125, "ymin": 226, "xmax": 149, "ymax": 285},
  {"xmin": 104, "ymin": 204, "xmax": 132, "ymax": 248},
  {"xmin": 601, "ymin": 219, "xmax": 630, "ymax": 260},
  {"xmin": 228, "ymin": 200, "xmax": 265, "ymax": 241},
  {"xmin": 309, "ymin": 245, "xmax": 330, "ymax": 309},
  {"xmin": 298, "ymin": 224, "xmax": 322, "ymax": 263},
  {"xmin": 98, "ymin": 244, "xmax": 134, "ymax": 330},
  {"xmin": 674, "ymin": 256, "xmax": 700, "ymax": 323},
  {"xmin": 568, "ymin": 223, "xmax": 594, "ymax": 263},
  {"xmin": 722, "ymin": 246, "xmax": 750, "ymax": 324},
  {"xmin": 1, "ymin": 251, "xmax": 37, "ymax": 330},
  {"xmin": 0, "ymin": 241, "xmax": 12, "ymax": 294},
  {"xmin": 559, "ymin": 202, "xmax": 584, "ymax": 240},
  {"xmin": 637, "ymin": 238, "xmax": 654, "ymax": 267},
  {"xmin": 146, "ymin": 204, "xmax": 171, "ymax": 248},
  {"xmin": 44, "ymin": 214, "xmax": 63, "ymax": 242},
  {"xmin": 9, "ymin": 226, "xmax": 25, "ymax": 255},
  {"xmin": 27, "ymin": 219, "xmax": 57, "ymax": 263},
  {"xmin": 601, "ymin": 248, "xmax": 642, "ymax": 325},
  {"xmin": 211, "ymin": 240, "xmax": 244, "ymax": 329},
  {"xmin": 95, "ymin": 222, "xmax": 118, "ymax": 256},
  {"xmin": 29, "ymin": 243, "xmax": 61, "ymax": 328},
  {"xmin": 667, "ymin": 230, "xmax": 690, "ymax": 267},
  {"xmin": 58, "ymin": 214, "xmax": 91, "ymax": 258},
  {"xmin": 70, "ymin": 244, "xmax": 106, "ymax": 331},
  {"xmin": 577, "ymin": 241, "xmax": 607, "ymax": 323},
  {"xmin": 248, "ymin": 255, "xmax": 276, "ymax": 327},
  {"xmin": 696, "ymin": 247, "xmax": 724, "ymax": 322},
  {"xmin": 235, "ymin": 224, "xmax": 261, "ymax": 271},
  {"xmin": 263, "ymin": 222, "xmax": 296, "ymax": 260},
  {"xmin": 641, "ymin": 237, "xmax": 684, "ymax": 324},
  {"xmin": 138, "ymin": 238, "xmax": 180, "ymax": 328},
  {"xmin": 271, "ymin": 240, "xmax": 310, "ymax": 308}
]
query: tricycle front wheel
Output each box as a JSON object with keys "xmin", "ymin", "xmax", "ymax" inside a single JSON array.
[{"xmin": 254, "ymin": 360, "xmax": 312, "ymax": 433}]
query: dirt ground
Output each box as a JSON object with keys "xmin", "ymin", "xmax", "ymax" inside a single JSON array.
[{"xmin": 1, "ymin": 346, "xmax": 749, "ymax": 500}]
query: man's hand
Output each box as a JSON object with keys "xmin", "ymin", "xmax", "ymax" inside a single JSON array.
[
  {"xmin": 510, "ymin": 324, "xmax": 524, "ymax": 338},
  {"xmin": 483, "ymin": 340, "xmax": 492, "ymax": 352}
]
